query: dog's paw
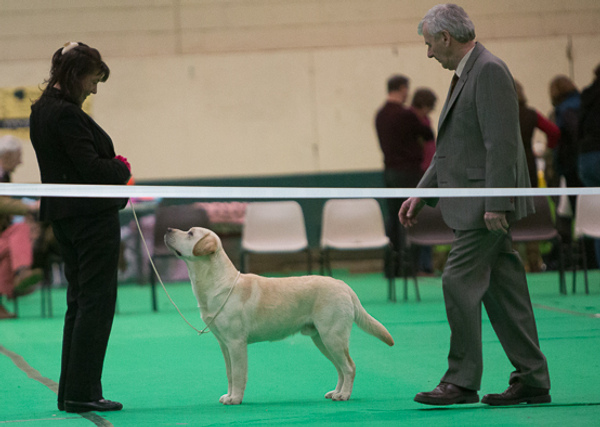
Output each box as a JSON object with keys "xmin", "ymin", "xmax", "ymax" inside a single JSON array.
[
  {"xmin": 220, "ymin": 394, "xmax": 242, "ymax": 405},
  {"xmin": 325, "ymin": 391, "xmax": 350, "ymax": 401}
]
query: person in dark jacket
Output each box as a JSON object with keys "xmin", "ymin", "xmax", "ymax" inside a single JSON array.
[
  {"xmin": 550, "ymin": 75, "xmax": 582, "ymax": 211},
  {"xmin": 30, "ymin": 42, "xmax": 131, "ymax": 414},
  {"xmin": 577, "ymin": 63, "xmax": 600, "ymax": 267}
]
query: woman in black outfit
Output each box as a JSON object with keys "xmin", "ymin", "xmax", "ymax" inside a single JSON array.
[{"xmin": 30, "ymin": 42, "xmax": 131, "ymax": 413}]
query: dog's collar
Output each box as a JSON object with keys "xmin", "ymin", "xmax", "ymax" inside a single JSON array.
[{"xmin": 197, "ymin": 271, "xmax": 241, "ymax": 335}]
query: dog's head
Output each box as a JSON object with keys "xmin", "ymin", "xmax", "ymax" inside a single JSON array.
[{"xmin": 164, "ymin": 227, "xmax": 221, "ymax": 259}]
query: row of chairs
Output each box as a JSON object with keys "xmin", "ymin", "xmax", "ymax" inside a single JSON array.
[
  {"xmin": 15, "ymin": 195, "xmax": 598, "ymax": 315},
  {"xmin": 148, "ymin": 199, "xmax": 398, "ymax": 310},
  {"xmin": 149, "ymin": 195, "xmax": 600, "ymax": 311},
  {"xmin": 404, "ymin": 197, "xmax": 566, "ymax": 294},
  {"xmin": 240, "ymin": 195, "xmax": 600, "ymax": 301},
  {"xmin": 404, "ymin": 195, "xmax": 600, "ymax": 296},
  {"xmin": 241, "ymin": 199, "xmax": 401, "ymax": 302}
]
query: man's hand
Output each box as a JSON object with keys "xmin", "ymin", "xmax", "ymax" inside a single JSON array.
[
  {"xmin": 399, "ymin": 197, "xmax": 425, "ymax": 227},
  {"xmin": 484, "ymin": 211, "xmax": 509, "ymax": 234}
]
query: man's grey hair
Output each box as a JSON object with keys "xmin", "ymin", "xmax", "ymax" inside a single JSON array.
[
  {"xmin": 0, "ymin": 135, "xmax": 22, "ymax": 156},
  {"xmin": 417, "ymin": 3, "xmax": 476, "ymax": 43}
]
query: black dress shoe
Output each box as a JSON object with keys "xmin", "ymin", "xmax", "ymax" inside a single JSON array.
[
  {"xmin": 57, "ymin": 401, "xmax": 64, "ymax": 411},
  {"xmin": 482, "ymin": 382, "xmax": 551, "ymax": 406},
  {"xmin": 414, "ymin": 382, "xmax": 479, "ymax": 405},
  {"xmin": 64, "ymin": 399, "xmax": 123, "ymax": 413}
]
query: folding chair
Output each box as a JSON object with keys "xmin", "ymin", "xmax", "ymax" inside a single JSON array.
[
  {"xmin": 240, "ymin": 201, "xmax": 311, "ymax": 273},
  {"xmin": 149, "ymin": 203, "xmax": 210, "ymax": 311},
  {"xmin": 319, "ymin": 198, "xmax": 396, "ymax": 301},
  {"xmin": 511, "ymin": 196, "xmax": 567, "ymax": 294},
  {"xmin": 572, "ymin": 194, "xmax": 600, "ymax": 294},
  {"xmin": 404, "ymin": 203, "xmax": 455, "ymax": 302}
]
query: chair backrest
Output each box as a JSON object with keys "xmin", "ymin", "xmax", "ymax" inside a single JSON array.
[
  {"xmin": 242, "ymin": 201, "xmax": 308, "ymax": 253},
  {"xmin": 152, "ymin": 203, "xmax": 210, "ymax": 255},
  {"xmin": 511, "ymin": 196, "xmax": 558, "ymax": 242},
  {"xmin": 575, "ymin": 195, "xmax": 600, "ymax": 239},
  {"xmin": 320, "ymin": 198, "xmax": 389, "ymax": 250},
  {"xmin": 405, "ymin": 204, "xmax": 454, "ymax": 246}
]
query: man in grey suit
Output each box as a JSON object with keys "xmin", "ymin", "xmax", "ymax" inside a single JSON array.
[{"xmin": 399, "ymin": 4, "xmax": 551, "ymax": 406}]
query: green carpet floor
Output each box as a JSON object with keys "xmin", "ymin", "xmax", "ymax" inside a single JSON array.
[{"xmin": 1, "ymin": 270, "xmax": 600, "ymax": 426}]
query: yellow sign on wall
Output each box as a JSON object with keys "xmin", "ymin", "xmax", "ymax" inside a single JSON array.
[
  {"xmin": 0, "ymin": 85, "xmax": 93, "ymax": 141},
  {"xmin": 0, "ymin": 86, "xmax": 41, "ymax": 140}
]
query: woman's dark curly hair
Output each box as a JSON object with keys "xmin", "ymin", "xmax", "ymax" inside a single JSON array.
[{"xmin": 42, "ymin": 42, "xmax": 110, "ymax": 106}]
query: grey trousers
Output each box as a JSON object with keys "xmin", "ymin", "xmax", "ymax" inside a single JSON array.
[{"xmin": 440, "ymin": 228, "xmax": 550, "ymax": 390}]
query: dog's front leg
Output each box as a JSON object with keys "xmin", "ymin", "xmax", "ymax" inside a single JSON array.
[
  {"xmin": 217, "ymin": 341, "xmax": 233, "ymax": 404},
  {"xmin": 219, "ymin": 339, "xmax": 248, "ymax": 405}
]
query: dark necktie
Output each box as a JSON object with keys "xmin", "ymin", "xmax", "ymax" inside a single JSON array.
[{"xmin": 449, "ymin": 73, "xmax": 459, "ymax": 96}]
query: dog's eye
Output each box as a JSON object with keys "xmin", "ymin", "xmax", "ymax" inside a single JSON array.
[{"xmin": 187, "ymin": 230, "xmax": 193, "ymax": 237}]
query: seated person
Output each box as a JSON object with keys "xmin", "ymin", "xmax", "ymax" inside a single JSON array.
[{"xmin": 0, "ymin": 135, "xmax": 43, "ymax": 319}]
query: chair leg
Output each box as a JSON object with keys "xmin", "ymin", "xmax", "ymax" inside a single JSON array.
[
  {"xmin": 319, "ymin": 251, "xmax": 325, "ymax": 275},
  {"xmin": 326, "ymin": 251, "xmax": 332, "ymax": 276},
  {"xmin": 150, "ymin": 261, "xmax": 158, "ymax": 312},
  {"xmin": 13, "ymin": 297, "xmax": 18, "ymax": 317},
  {"xmin": 389, "ymin": 275, "xmax": 396, "ymax": 303},
  {"xmin": 401, "ymin": 243, "xmax": 419, "ymax": 301},
  {"xmin": 387, "ymin": 247, "xmax": 396, "ymax": 302},
  {"xmin": 414, "ymin": 276, "xmax": 421, "ymax": 302},
  {"xmin": 556, "ymin": 237, "xmax": 566, "ymax": 295},
  {"xmin": 40, "ymin": 279, "xmax": 53, "ymax": 318},
  {"xmin": 573, "ymin": 238, "xmax": 584, "ymax": 294},
  {"xmin": 46, "ymin": 280, "xmax": 53, "ymax": 317},
  {"xmin": 320, "ymin": 250, "xmax": 332, "ymax": 276},
  {"xmin": 40, "ymin": 281, "xmax": 47, "ymax": 318},
  {"xmin": 572, "ymin": 240, "xmax": 577, "ymax": 294},
  {"xmin": 582, "ymin": 239, "xmax": 589, "ymax": 294},
  {"xmin": 306, "ymin": 249, "xmax": 312, "ymax": 275}
]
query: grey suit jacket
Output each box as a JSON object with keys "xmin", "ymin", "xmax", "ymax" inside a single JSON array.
[{"xmin": 418, "ymin": 42, "xmax": 534, "ymax": 230}]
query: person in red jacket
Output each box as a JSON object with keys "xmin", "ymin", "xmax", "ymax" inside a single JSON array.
[{"xmin": 375, "ymin": 75, "xmax": 435, "ymax": 275}]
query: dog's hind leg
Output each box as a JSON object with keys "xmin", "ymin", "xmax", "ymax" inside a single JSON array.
[
  {"xmin": 313, "ymin": 322, "xmax": 356, "ymax": 401},
  {"xmin": 311, "ymin": 333, "xmax": 345, "ymax": 399}
]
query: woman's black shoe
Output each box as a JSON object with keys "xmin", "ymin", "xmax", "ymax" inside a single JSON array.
[{"xmin": 64, "ymin": 399, "xmax": 123, "ymax": 413}]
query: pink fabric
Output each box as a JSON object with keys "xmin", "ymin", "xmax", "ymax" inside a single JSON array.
[
  {"xmin": 194, "ymin": 202, "xmax": 247, "ymax": 225},
  {"xmin": 0, "ymin": 222, "xmax": 33, "ymax": 296}
]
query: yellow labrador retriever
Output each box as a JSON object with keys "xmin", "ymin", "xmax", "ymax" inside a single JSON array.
[{"xmin": 164, "ymin": 227, "xmax": 394, "ymax": 405}]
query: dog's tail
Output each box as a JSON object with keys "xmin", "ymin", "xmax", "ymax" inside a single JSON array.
[{"xmin": 352, "ymin": 293, "xmax": 394, "ymax": 346}]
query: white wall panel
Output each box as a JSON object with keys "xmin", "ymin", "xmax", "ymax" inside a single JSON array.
[{"xmin": 0, "ymin": 1, "xmax": 598, "ymax": 182}]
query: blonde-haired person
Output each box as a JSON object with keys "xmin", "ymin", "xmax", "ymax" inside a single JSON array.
[
  {"xmin": 30, "ymin": 42, "xmax": 131, "ymax": 413},
  {"xmin": 0, "ymin": 135, "xmax": 42, "ymax": 319},
  {"xmin": 514, "ymin": 81, "xmax": 561, "ymax": 272}
]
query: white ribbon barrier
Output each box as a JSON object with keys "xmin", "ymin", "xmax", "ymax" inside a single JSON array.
[{"xmin": 1, "ymin": 182, "xmax": 599, "ymax": 199}]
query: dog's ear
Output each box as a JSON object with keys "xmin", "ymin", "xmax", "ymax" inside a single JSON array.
[{"xmin": 192, "ymin": 235, "xmax": 217, "ymax": 257}]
